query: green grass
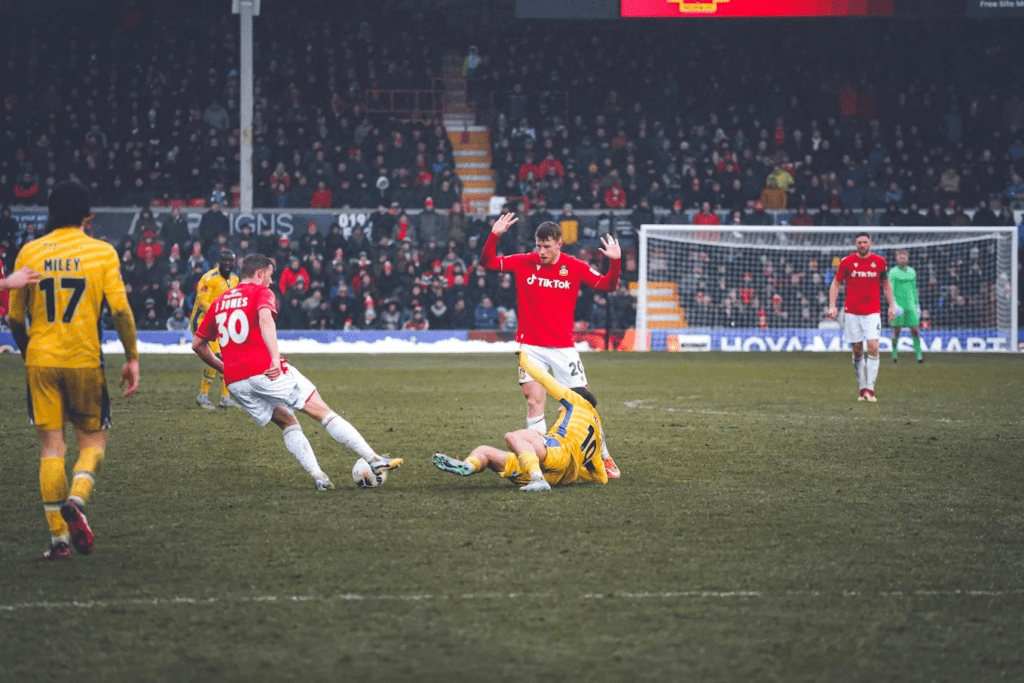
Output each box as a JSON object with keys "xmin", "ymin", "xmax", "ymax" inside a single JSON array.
[{"xmin": 1, "ymin": 352, "xmax": 1023, "ymax": 682}]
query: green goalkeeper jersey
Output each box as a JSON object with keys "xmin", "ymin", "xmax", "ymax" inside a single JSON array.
[{"xmin": 888, "ymin": 265, "xmax": 919, "ymax": 310}]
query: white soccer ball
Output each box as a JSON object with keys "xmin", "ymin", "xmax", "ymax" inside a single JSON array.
[{"xmin": 352, "ymin": 458, "xmax": 387, "ymax": 488}]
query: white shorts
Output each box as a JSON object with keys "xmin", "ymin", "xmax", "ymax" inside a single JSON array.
[
  {"xmin": 227, "ymin": 364, "xmax": 318, "ymax": 427},
  {"xmin": 518, "ymin": 343, "xmax": 587, "ymax": 389},
  {"xmin": 844, "ymin": 312, "xmax": 882, "ymax": 344}
]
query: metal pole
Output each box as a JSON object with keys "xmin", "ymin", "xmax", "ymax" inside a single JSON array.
[{"xmin": 238, "ymin": 0, "xmax": 254, "ymax": 212}]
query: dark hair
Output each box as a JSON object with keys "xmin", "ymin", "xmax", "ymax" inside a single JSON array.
[
  {"xmin": 48, "ymin": 180, "xmax": 91, "ymax": 229},
  {"xmin": 571, "ymin": 386, "xmax": 598, "ymax": 408},
  {"xmin": 219, "ymin": 249, "xmax": 236, "ymax": 263},
  {"xmin": 240, "ymin": 253, "xmax": 273, "ymax": 278},
  {"xmin": 855, "ymin": 232, "xmax": 871, "ymax": 241},
  {"xmin": 535, "ymin": 221, "xmax": 561, "ymax": 242}
]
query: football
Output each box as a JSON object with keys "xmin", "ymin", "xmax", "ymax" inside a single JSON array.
[{"xmin": 352, "ymin": 458, "xmax": 387, "ymax": 488}]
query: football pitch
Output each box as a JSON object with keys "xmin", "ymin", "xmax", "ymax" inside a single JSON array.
[{"xmin": 1, "ymin": 351, "xmax": 1022, "ymax": 682}]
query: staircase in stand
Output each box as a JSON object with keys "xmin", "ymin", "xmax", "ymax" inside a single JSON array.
[
  {"xmin": 630, "ymin": 281, "xmax": 688, "ymax": 328},
  {"xmin": 441, "ymin": 51, "xmax": 494, "ymax": 213}
]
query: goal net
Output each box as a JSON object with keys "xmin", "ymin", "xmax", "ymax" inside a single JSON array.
[{"xmin": 634, "ymin": 225, "xmax": 1018, "ymax": 353}]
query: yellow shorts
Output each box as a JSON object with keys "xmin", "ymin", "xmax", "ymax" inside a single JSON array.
[
  {"xmin": 26, "ymin": 366, "xmax": 111, "ymax": 432},
  {"xmin": 208, "ymin": 338, "xmax": 221, "ymax": 355},
  {"xmin": 499, "ymin": 438, "xmax": 577, "ymax": 487}
]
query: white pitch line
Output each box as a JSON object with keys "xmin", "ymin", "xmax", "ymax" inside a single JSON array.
[
  {"xmin": 2, "ymin": 589, "xmax": 1022, "ymax": 613},
  {"xmin": 622, "ymin": 400, "xmax": 976, "ymax": 423}
]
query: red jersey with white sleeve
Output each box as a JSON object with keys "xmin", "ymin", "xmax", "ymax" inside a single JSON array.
[
  {"xmin": 480, "ymin": 232, "xmax": 621, "ymax": 347},
  {"xmin": 195, "ymin": 282, "xmax": 278, "ymax": 385},
  {"xmin": 834, "ymin": 252, "xmax": 888, "ymax": 315}
]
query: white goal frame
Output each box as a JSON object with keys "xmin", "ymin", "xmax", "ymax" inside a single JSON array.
[{"xmin": 635, "ymin": 224, "xmax": 1019, "ymax": 353}]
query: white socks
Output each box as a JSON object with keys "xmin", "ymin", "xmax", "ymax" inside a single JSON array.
[
  {"xmin": 853, "ymin": 355, "xmax": 866, "ymax": 390},
  {"xmin": 282, "ymin": 424, "xmax": 327, "ymax": 479},
  {"xmin": 865, "ymin": 354, "xmax": 880, "ymax": 390},
  {"xmin": 853, "ymin": 354, "xmax": 881, "ymax": 390},
  {"xmin": 526, "ymin": 414, "xmax": 546, "ymax": 433},
  {"xmin": 322, "ymin": 412, "xmax": 376, "ymax": 461}
]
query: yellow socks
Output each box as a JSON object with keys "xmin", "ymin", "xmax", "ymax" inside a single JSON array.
[
  {"xmin": 517, "ymin": 451, "xmax": 542, "ymax": 478},
  {"xmin": 200, "ymin": 366, "xmax": 216, "ymax": 394},
  {"xmin": 466, "ymin": 455, "xmax": 485, "ymax": 473},
  {"xmin": 69, "ymin": 446, "xmax": 104, "ymax": 505},
  {"xmin": 40, "ymin": 457, "xmax": 69, "ymax": 540}
]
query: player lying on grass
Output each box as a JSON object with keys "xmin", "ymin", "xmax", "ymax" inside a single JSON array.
[
  {"xmin": 192, "ymin": 253, "xmax": 401, "ymax": 490},
  {"xmin": 434, "ymin": 351, "xmax": 608, "ymax": 492},
  {"xmin": 479, "ymin": 212, "xmax": 622, "ymax": 479}
]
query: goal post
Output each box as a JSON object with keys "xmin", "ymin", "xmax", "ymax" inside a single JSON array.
[{"xmin": 634, "ymin": 225, "xmax": 1019, "ymax": 353}]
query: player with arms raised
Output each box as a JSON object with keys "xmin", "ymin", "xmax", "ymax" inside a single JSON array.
[
  {"xmin": 827, "ymin": 232, "xmax": 898, "ymax": 402},
  {"xmin": 192, "ymin": 253, "xmax": 401, "ymax": 489},
  {"xmin": 433, "ymin": 351, "xmax": 608, "ymax": 491},
  {"xmin": 479, "ymin": 212, "xmax": 622, "ymax": 477},
  {"xmin": 191, "ymin": 249, "xmax": 239, "ymax": 409},
  {"xmin": 888, "ymin": 249, "xmax": 923, "ymax": 364},
  {"xmin": 8, "ymin": 180, "xmax": 140, "ymax": 560}
]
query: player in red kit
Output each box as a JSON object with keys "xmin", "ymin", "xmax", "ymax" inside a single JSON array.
[
  {"xmin": 479, "ymin": 212, "xmax": 623, "ymax": 477},
  {"xmin": 827, "ymin": 232, "xmax": 899, "ymax": 402},
  {"xmin": 192, "ymin": 253, "xmax": 401, "ymax": 489}
]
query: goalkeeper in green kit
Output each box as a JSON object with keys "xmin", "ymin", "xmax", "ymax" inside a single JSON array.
[{"xmin": 889, "ymin": 249, "xmax": 923, "ymax": 364}]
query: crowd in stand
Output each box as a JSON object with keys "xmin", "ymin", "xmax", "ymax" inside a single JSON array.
[
  {"xmin": 1, "ymin": 2, "xmax": 1022, "ymax": 331},
  {"xmin": 97, "ymin": 204, "xmax": 634, "ymax": 333}
]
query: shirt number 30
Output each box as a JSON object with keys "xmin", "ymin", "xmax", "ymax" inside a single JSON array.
[{"xmin": 215, "ymin": 309, "xmax": 250, "ymax": 346}]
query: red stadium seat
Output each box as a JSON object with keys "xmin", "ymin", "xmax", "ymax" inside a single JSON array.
[
  {"xmin": 188, "ymin": 198, "xmax": 207, "ymax": 208},
  {"xmin": 168, "ymin": 199, "xmax": 187, "ymax": 209},
  {"xmin": 149, "ymin": 198, "xmax": 167, "ymax": 208}
]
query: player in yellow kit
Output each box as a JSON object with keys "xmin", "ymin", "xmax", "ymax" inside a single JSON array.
[
  {"xmin": 8, "ymin": 180, "xmax": 140, "ymax": 560},
  {"xmin": 190, "ymin": 249, "xmax": 239, "ymax": 409},
  {"xmin": 433, "ymin": 351, "xmax": 607, "ymax": 491}
]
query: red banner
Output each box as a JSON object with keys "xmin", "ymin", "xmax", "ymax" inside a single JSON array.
[{"xmin": 621, "ymin": 0, "xmax": 896, "ymax": 17}]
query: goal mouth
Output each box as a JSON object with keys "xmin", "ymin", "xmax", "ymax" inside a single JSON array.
[{"xmin": 634, "ymin": 225, "xmax": 1019, "ymax": 353}]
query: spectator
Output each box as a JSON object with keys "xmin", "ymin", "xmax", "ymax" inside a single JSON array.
[
  {"xmin": 693, "ymin": 202, "xmax": 721, "ymax": 226},
  {"xmin": 427, "ymin": 298, "xmax": 449, "ymax": 329},
  {"xmin": 161, "ymin": 205, "xmax": 192, "ymax": 252},
  {"xmin": 416, "ymin": 196, "xmax": 446, "ymax": 245},
  {"xmin": 278, "ymin": 292, "xmax": 309, "ymax": 330},
  {"xmin": 13, "ymin": 172, "xmax": 40, "ymax": 203},
  {"xmin": 197, "ymin": 202, "xmax": 230, "ymax": 250},
  {"xmin": 402, "ymin": 306, "xmax": 429, "ymax": 330},
  {"xmin": 279, "ymin": 256, "xmax": 311, "ymax": 295},
  {"xmin": 166, "ymin": 307, "xmax": 190, "ymax": 332},
  {"xmin": 473, "ymin": 294, "xmax": 500, "ymax": 329},
  {"xmin": 139, "ymin": 306, "xmax": 163, "ymax": 331},
  {"xmin": 310, "ymin": 180, "xmax": 333, "ymax": 208},
  {"xmin": 760, "ymin": 177, "xmax": 787, "ymax": 210}
]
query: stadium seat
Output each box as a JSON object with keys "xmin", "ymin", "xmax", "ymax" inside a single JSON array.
[
  {"xmin": 168, "ymin": 199, "xmax": 186, "ymax": 209},
  {"xmin": 188, "ymin": 198, "xmax": 207, "ymax": 208},
  {"xmin": 149, "ymin": 198, "xmax": 167, "ymax": 208}
]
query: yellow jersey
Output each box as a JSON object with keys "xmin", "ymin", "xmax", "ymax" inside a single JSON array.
[
  {"xmin": 190, "ymin": 266, "xmax": 239, "ymax": 331},
  {"xmin": 519, "ymin": 352, "xmax": 607, "ymax": 485},
  {"xmin": 9, "ymin": 227, "xmax": 134, "ymax": 369}
]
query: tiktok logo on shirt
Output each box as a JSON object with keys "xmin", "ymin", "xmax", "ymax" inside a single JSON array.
[{"xmin": 526, "ymin": 274, "xmax": 571, "ymax": 289}]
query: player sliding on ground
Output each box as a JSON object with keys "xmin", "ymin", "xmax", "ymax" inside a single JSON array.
[
  {"xmin": 192, "ymin": 253, "xmax": 401, "ymax": 489},
  {"xmin": 479, "ymin": 212, "xmax": 622, "ymax": 478},
  {"xmin": 433, "ymin": 351, "xmax": 608, "ymax": 492}
]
